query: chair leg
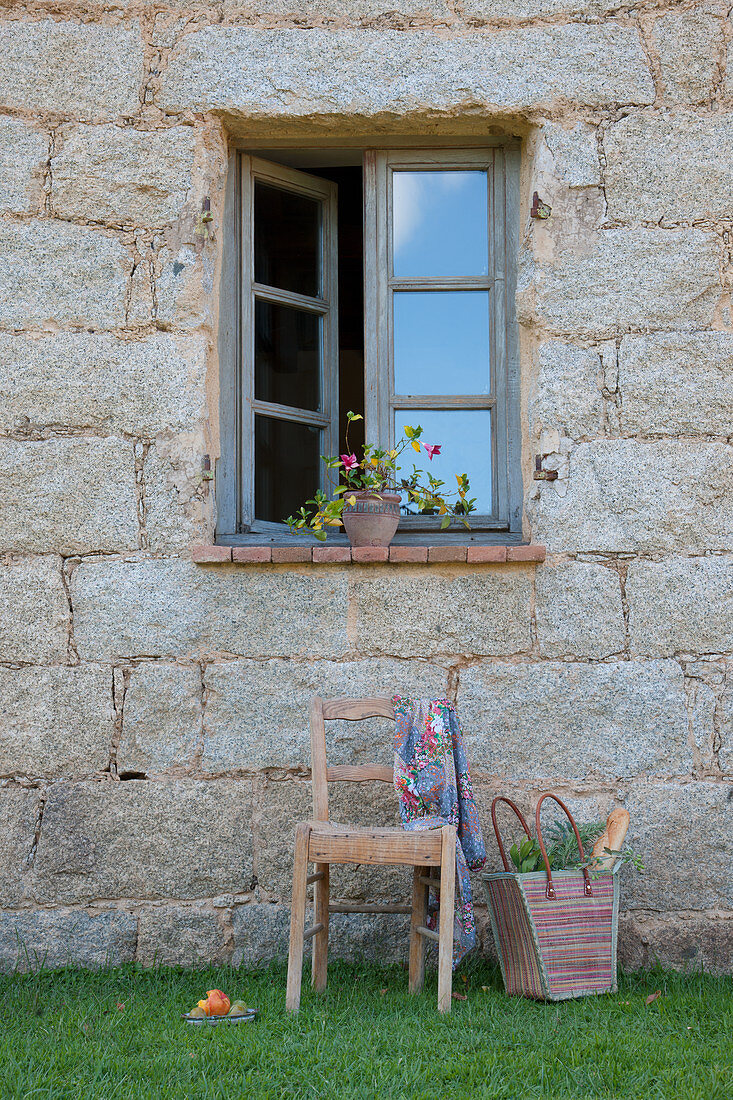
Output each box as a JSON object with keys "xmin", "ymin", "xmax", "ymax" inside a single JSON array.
[
  {"xmin": 311, "ymin": 862, "xmax": 329, "ymax": 993},
  {"xmin": 408, "ymin": 865, "xmax": 429, "ymax": 993},
  {"xmin": 286, "ymin": 822, "xmax": 311, "ymax": 1013},
  {"xmin": 437, "ymin": 824, "xmax": 457, "ymax": 1013}
]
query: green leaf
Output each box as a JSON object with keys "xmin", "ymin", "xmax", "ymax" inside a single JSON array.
[{"xmin": 440, "ymin": 516, "xmax": 451, "ymax": 530}]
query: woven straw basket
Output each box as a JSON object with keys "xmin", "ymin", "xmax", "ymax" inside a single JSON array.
[{"xmin": 483, "ymin": 793, "xmax": 619, "ymax": 1002}]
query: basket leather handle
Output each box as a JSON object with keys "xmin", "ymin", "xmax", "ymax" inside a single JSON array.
[
  {"xmin": 491, "ymin": 796, "xmax": 533, "ymax": 872},
  {"xmin": 535, "ymin": 792, "xmax": 593, "ymax": 901}
]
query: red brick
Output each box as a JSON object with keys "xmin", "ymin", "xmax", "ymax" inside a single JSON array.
[
  {"xmin": 427, "ymin": 546, "xmax": 467, "ymax": 563},
  {"xmin": 389, "ymin": 546, "xmax": 428, "ymax": 563},
  {"xmin": 466, "ymin": 546, "xmax": 507, "ymax": 564},
  {"xmin": 191, "ymin": 545, "xmax": 232, "ymax": 563},
  {"xmin": 232, "ymin": 547, "xmax": 272, "ymax": 563},
  {"xmin": 312, "ymin": 546, "xmax": 352, "ymax": 563},
  {"xmin": 351, "ymin": 546, "xmax": 389, "ymax": 563},
  {"xmin": 271, "ymin": 546, "xmax": 313, "ymax": 563},
  {"xmin": 506, "ymin": 545, "xmax": 546, "ymax": 563}
]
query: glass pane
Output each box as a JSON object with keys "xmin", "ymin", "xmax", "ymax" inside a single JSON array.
[
  {"xmin": 396, "ymin": 409, "xmax": 492, "ymax": 515},
  {"xmin": 254, "ymin": 182, "xmax": 320, "ymax": 297},
  {"xmin": 255, "ymin": 417, "xmax": 321, "ymax": 523},
  {"xmin": 394, "ymin": 290, "xmax": 490, "ymax": 396},
  {"xmin": 255, "ymin": 300, "xmax": 321, "ymax": 411},
  {"xmin": 392, "ymin": 170, "xmax": 488, "ymax": 278}
]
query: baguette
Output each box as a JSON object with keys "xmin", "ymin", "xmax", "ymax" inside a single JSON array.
[{"xmin": 591, "ymin": 807, "xmax": 630, "ymax": 872}]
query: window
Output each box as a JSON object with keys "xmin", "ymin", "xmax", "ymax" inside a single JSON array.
[{"xmin": 217, "ymin": 143, "xmax": 521, "ymax": 542}]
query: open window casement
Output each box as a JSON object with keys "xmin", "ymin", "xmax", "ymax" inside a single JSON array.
[{"xmin": 217, "ymin": 143, "xmax": 521, "ymax": 542}]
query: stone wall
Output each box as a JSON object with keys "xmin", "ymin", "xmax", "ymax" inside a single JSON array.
[{"xmin": 0, "ymin": 0, "xmax": 731, "ymax": 975}]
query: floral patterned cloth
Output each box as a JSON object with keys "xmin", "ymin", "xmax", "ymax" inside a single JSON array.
[{"xmin": 393, "ymin": 696, "xmax": 486, "ymax": 967}]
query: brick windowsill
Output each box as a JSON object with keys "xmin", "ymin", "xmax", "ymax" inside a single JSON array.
[{"xmin": 192, "ymin": 544, "xmax": 546, "ymax": 564}]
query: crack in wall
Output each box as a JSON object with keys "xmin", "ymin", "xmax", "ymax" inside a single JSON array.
[
  {"xmin": 110, "ymin": 666, "xmax": 129, "ymax": 780},
  {"xmin": 60, "ymin": 556, "xmax": 80, "ymax": 665},
  {"xmin": 24, "ymin": 785, "xmax": 47, "ymax": 870},
  {"xmin": 134, "ymin": 439, "xmax": 150, "ymax": 550}
]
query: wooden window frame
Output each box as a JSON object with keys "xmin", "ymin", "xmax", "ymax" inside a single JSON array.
[{"xmin": 217, "ymin": 141, "xmax": 521, "ymax": 544}]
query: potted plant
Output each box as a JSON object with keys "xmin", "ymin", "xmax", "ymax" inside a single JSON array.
[{"xmin": 286, "ymin": 412, "xmax": 476, "ymax": 547}]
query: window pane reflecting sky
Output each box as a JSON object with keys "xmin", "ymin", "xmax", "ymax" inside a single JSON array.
[
  {"xmin": 396, "ymin": 409, "xmax": 492, "ymax": 515},
  {"xmin": 394, "ymin": 290, "xmax": 490, "ymax": 395},
  {"xmin": 392, "ymin": 170, "xmax": 488, "ymax": 278}
]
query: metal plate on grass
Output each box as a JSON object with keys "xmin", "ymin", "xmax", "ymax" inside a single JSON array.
[{"xmin": 182, "ymin": 1011, "xmax": 257, "ymax": 1025}]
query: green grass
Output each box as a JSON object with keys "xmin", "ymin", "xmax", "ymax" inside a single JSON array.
[{"xmin": 0, "ymin": 961, "xmax": 730, "ymax": 1099}]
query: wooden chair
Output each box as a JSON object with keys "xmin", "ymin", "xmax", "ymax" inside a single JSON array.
[{"xmin": 285, "ymin": 695, "xmax": 457, "ymax": 1013}]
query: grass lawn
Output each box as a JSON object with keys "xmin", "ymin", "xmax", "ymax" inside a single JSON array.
[{"xmin": 0, "ymin": 960, "xmax": 730, "ymax": 1099}]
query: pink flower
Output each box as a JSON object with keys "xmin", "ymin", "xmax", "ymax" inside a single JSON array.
[
  {"xmin": 423, "ymin": 444, "xmax": 441, "ymax": 461},
  {"xmin": 340, "ymin": 453, "xmax": 358, "ymax": 471}
]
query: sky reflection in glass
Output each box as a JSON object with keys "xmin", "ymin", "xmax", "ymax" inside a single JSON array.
[
  {"xmin": 396, "ymin": 409, "xmax": 492, "ymax": 515},
  {"xmin": 394, "ymin": 291, "xmax": 490, "ymax": 395},
  {"xmin": 392, "ymin": 170, "xmax": 488, "ymax": 277}
]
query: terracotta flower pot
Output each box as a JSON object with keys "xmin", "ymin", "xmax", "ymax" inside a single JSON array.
[{"xmin": 342, "ymin": 490, "xmax": 401, "ymax": 548}]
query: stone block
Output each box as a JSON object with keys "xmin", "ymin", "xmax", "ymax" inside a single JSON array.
[
  {"xmin": 0, "ymin": 438, "xmax": 138, "ymax": 556},
  {"xmin": 33, "ymin": 779, "xmax": 253, "ymax": 904},
  {"xmin": 230, "ymin": 903, "xmax": 290, "ymax": 968},
  {"xmin": 222, "ymin": 0, "xmax": 454, "ymax": 19},
  {"xmin": 619, "ymin": 912, "xmax": 733, "ymax": 974},
  {"xmin": 626, "ymin": 557, "xmax": 733, "ymax": 657},
  {"xmin": 0, "ymin": 788, "xmax": 39, "ymax": 908},
  {"xmin": 623, "ymin": 781, "xmax": 732, "ymax": 910},
  {"xmin": 230, "ymin": 901, "xmax": 410, "ymax": 968},
  {"xmin": 0, "ymin": 221, "xmax": 128, "ymax": 330},
  {"xmin": 535, "ymin": 561, "xmax": 625, "ymax": 659},
  {"xmin": 0, "ymin": 118, "xmax": 47, "ymax": 215},
  {"xmin": 136, "ymin": 905, "xmax": 225, "ymax": 966},
  {"xmin": 618, "ymin": 332, "xmax": 733, "ymax": 438},
  {"xmin": 0, "ymin": 909, "xmax": 137, "ymax": 972},
  {"xmin": 117, "ymin": 665, "xmax": 202, "ymax": 776},
  {"xmin": 352, "ymin": 567, "xmax": 533, "ymax": 656},
  {"xmin": 143, "ymin": 433, "xmax": 211, "ymax": 553},
  {"xmin": 253, "ymin": 778, "xmax": 405, "ymax": 902},
  {"xmin": 517, "ymin": 229, "xmax": 719, "ymax": 339},
  {"xmin": 529, "ymin": 440, "xmax": 733, "ymax": 554},
  {"xmin": 160, "ymin": 25, "xmax": 653, "ymax": 118},
  {"xmin": 0, "ymin": 19, "xmax": 143, "ymax": 120},
  {"xmin": 458, "ymin": 660, "xmax": 697, "ymax": 781},
  {"xmin": 0, "ymin": 333, "xmax": 207, "ymax": 438},
  {"xmin": 0, "ymin": 556, "xmax": 69, "ymax": 664},
  {"xmin": 0, "ymin": 666, "xmax": 114, "ymax": 780},
  {"xmin": 202, "ymin": 657, "xmax": 447, "ymax": 772},
  {"xmin": 542, "ymin": 121, "xmax": 600, "ymax": 187},
  {"xmin": 153, "ymin": 244, "xmax": 214, "ymax": 331},
  {"xmin": 654, "ymin": 6, "xmax": 721, "ymax": 102},
  {"xmin": 252, "ymin": 778, "xmax": 311, "ymax": 899},
  {"xmin": 528, "ymin": 342, "xmax": 603, "ymax": 441},
  {"xmin": 53, "ymin": 125, "xmax": 197, "ymax": 228},
  {"xmin": 71, "ymin": 559, "xmax": 350, "ymax": 660},
  {"xmin": 463, "ymin": 1, "xmax": 599, "ymax": 17},
  {"xmin": 605, "ymin": 111, "xmax": 733, "ymax": 223}
]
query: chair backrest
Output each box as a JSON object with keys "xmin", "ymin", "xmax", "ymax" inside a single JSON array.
[{"xmin": 310, "ymin": 695, "xmax": 395, "ymax": 820}]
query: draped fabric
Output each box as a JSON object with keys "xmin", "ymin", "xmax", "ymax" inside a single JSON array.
[{"xmin": 393, "ymin": 696, "xmax": 486, "ymax": 967}]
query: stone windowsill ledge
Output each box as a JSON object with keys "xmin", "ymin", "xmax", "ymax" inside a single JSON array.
[{"xmin": 192, "ymin": 544, "xmax": 546, "ymax": 564}]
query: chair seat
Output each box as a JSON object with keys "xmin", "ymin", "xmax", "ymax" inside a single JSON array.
[{"xmin": 306, "ymin": 819, "xmax": 444, "ymax": 867}]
